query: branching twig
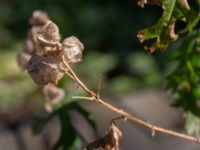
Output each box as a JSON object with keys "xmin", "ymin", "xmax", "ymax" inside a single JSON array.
[{"xmin": 61, "ymin": 57, "xmax": 200, "ymax": 143}]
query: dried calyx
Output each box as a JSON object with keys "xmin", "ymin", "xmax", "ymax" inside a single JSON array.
[
  {"xmin": 60, "ymin": 36, "xmax": 84, "ymax": 63},
  {"xmin": 18, "ymin": 10, "xmax": 85, "ymax": 111},
  {"xmin": 27, "ymin": 55, "xmax": 64, "ymax": 86}
]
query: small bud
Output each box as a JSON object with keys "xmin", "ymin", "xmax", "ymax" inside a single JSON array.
[
  {"xmin": 43, "ymin": 84, "xmax": 65, "ymax": 104},
  {"xmin": 17, "ymin": 52, "xmax": 32, "ymax": 70},
  {"xmin": 59, "ymin": 36, "xmax": 84, "ymax": 63},
  {"xmin": 29, "ymin": 10, "xmax": 49, "ymax": 26},
  {"xmin": 27, "ymin": 55, "xmax": 64, "ymax": 85}
]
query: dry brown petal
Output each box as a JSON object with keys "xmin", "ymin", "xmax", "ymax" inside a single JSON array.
[
  {"xmin": 29, "ymin": 10, "xmax": 49, "ymax": 26},
  {"xmin": 107, "ymin": 123, "xmax": 122, "ymax": 150},
  {"xmin": 37, "ymin": 21, "xmax": 61, "ymax": 45},
  {"xmin": 59, "ymin": 36, "xmax": 84, "ymax": 63},
  {"xmin": 168, "ymin": 23, "xmax": 178, "ymax": 41},
  {"xmin": 85, "ymin": 123, "xmax": 122, "ymax": 150},
  {"xmin": 27, "ymin": 55, "xmax": 64, "ymax": 85},
  {"xmin": 43, "ymin": 84, "xmax": 65, "ymax": 104},
  {"xmin": 17, "ymin": 52, "xmax": 32, "ymax": 70}
]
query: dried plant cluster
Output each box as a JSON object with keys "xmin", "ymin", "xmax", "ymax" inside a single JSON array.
[
  {"xmin": 17, "ymin": 10, "xmax": 123, "ymax": 150},
  {"xmin": 17, "ymin": 10, "xmax": 84, "ymax": 112},
  {"xmin": 17, "ymin": 9, "xmax": 200, "ymax": 150}
]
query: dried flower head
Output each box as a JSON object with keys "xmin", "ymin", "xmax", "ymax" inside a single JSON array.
[
  {"xmin": 27, "ymin": 55, "xmax": 64, "ymax": 85},
  {"xmin": 17, "ymin": 52, "xmax": 32, "ymax": 70},
  {"xmin": 59, "ymin": 36, "xmax": 84, "ymax": 63},
  {"xmin": 29, "ymin": 10, "xmax": 49, "ymax": 26}
]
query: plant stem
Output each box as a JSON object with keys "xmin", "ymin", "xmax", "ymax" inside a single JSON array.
[{"xmin": 62, "ymin": 58, "xmax": 200, "ymax": 143}]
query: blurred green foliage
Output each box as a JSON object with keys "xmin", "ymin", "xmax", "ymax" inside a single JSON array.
[{"xmin": 167, "ymin": 31, "xmax": 200, "ymax": 137}]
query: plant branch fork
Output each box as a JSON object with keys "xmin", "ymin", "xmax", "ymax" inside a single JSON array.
[{"xmin": 61, "ymin": 57, "xmax": 200, "ymax": 144}]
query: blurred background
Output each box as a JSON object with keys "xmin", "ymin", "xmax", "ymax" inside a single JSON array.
[{"xmin": 0, "ymin": 0, "xmax": 199, "ymax": 150}]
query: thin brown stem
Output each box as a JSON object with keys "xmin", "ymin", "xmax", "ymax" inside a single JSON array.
[
  {"xmin": 97, "ymin": 74, "xmax": 102, "ymax": 99},
  {"xmin": 61, "ymin": 59, "xmax": 200, "ymax": 143},
  {"xmin": 62, "ymin": 57, "xmax": 95, "ymax": 96}
]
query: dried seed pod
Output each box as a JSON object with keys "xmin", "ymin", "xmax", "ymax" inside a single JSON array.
[
  {"xmin": 27, "ymin": 55, "xmax": 64, "ymax": 85},
  {"xmin": 85, "ymin": 123, "xmax": 122, "ymax": 150},
  {"xmin": 43, "ymin": 84, "xmax": 65, "ymax": 104},
  {"xmin": 59, "ymin": 36, "xmax": 84, "ymax": 63},
  {"xmin": 37, "ymin": 21, "xmax": 61, "ymax": 46},
  {"xmin": 29, "ymin": 10, "xmax": 49, "ymax": 26},
  {"xmin": 17, "ymin": 52, "xmax": 32, "ymax": 70}
]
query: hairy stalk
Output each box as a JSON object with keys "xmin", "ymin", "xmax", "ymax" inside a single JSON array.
[{"xmin": 61, "ymin": 57, "xmax": 200, "ymax": 143}]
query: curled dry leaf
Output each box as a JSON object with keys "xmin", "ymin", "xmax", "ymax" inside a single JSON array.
[
  {"xmin": 29, "ymin": 10, "xmax": 49, "ymax": 26},
  {"xmin": 27, "ymin": 55, "xmax": 64, "ymax": 86},
  {"xmin": 59, "ymin": 36, "xmax": 84, "ymax": 63},
  {"xmin": 17, "ymin": 52, "xmax": 32, "ymax": 70},
  {"xmin": 85, "ymin": 123, "xmax": 122, "ymax": 150}
]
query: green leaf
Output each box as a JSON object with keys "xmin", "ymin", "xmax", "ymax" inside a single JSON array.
[
  {"xmin": 167, "ymin": 31, "xmax": 200, "ymax": 119},
  {"xmin": 185, "ymin": 112, "xmax": 200, "ymax": 138}
]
